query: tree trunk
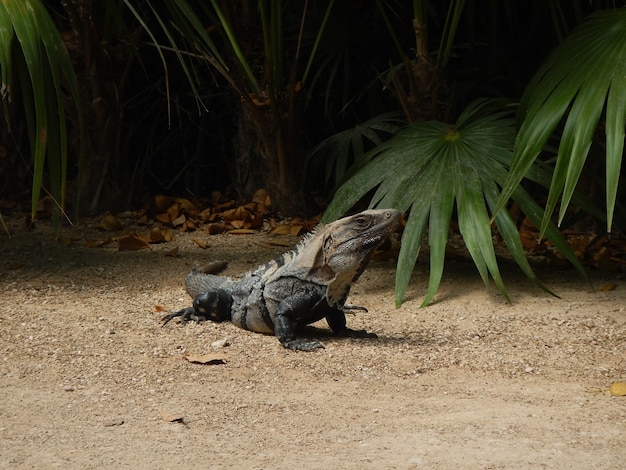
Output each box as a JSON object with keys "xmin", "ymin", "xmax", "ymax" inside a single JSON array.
[{"xmin": 232, "ymin": 102, "xmax": 305, "ymax": 215}]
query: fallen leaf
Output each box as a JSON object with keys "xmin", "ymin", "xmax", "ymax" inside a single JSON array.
[
  {"xmin": 85, "ymin": 237, "xmax": 113, "ymax": 248},
  {"xmin": 609, "ymin": 382, "xmax": 626, "ymax": 396},
  {"xmin": 227, "ymin": 229, "xmax": 256, "ymax": 235},
  {"xmin": 154, "ymin": 194, "xmax": 175, "ymax": 212},
  {"xmin": 102, "ymin": 418, "xmax": 124, "ymax": 427},
  {"xmin": 599, "ymin": 283, "xmax": 616, "ymax": 292},
  {"xmin": 269, "ymin": 224, "xmax": 294, "ymax": 235},
  {"xmin": 171, "ymin": 213, "xmax": 186, "ymax": 227},
  {"xmin": 159, "ymin": 410, "xmax": 185, "ymax": 423},
  {"xmin": 94, "ymin": 213, "xmax": 123, "ymax": 231},
  {"xmin": 154, "ymin": 305, "xmax": 166, "ymax": 312},
  {"xmin": 118, "ymin": 234, "xmax": 151, "ymax": 251},
  {"xmin": 149, "ymin": 226, "xmax": 164, "ymax": 243},
  {"xmin": 192, "ymin": 238, "xmax": 209, "ymax": 249},
  {"xmin": 165, "ymin": 247, "xmax": 179, "ymax": 257},
  {"xmin": 176, "ymin": 197, "xmax": 197, "ymax": 216},
  {"xmin": 206, "ymin": 223, "xmax": 230, "ymax": 234},
  {"xmin": 198, "ymin": 208, "xmax": 215, "ymax": 221},
  {"xmin": 182, "ymin": 353, "xmax": 228, "ymax": 364},
  {"xmin": 155, "ymin": 212, "xmax": 171, "ymax": 224},
  {"xmin": 252, "ymin": 188, "xmax": 270, "ymax": 206},
  {"xmin": 182, "ymin": 219, "xmax": 197, "ymax": 232},
  {"xmin": 162, "ymin": 227, "xmax": 173, "ymax": 242}
]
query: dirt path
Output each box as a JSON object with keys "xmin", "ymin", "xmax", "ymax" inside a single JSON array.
[{"xmin": 1, "ymin": 219, "xmax": 625, "ymax": 469}]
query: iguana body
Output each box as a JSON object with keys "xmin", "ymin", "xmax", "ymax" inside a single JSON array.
[{"xmin": 162, "ymin": 209, "xmax": 402, "ymax": 351}]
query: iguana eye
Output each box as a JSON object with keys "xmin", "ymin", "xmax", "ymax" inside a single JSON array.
[{"xmin": 356, "ymin": 216, "xmax": 369, "ymax": 226}]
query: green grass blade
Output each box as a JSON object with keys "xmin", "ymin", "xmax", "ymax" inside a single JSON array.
[{"xmin": 208, "ymin": 0, "xmax": 260, "ymax": 96}]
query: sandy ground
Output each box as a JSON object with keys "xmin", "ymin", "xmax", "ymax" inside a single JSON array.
[{"xmin": 0, "ymin": 217, "xmax": 625, "ymax": 469}]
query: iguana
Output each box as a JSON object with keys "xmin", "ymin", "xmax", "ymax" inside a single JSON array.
[{"xmin": 162, "ymin": 209, "xmax": 402, "ymax": 351}]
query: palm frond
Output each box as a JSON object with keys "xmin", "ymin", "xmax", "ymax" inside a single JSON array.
[
  {"xmin": 0, "ymin": 0, "xmax": 83, "ymax": 221},
  {"xmin": 324, "ymin": 99, "xmax": 585, "ymax": 307},
  {"xmin": 308, "ymin": 112, "xmax": 404, "ymax": 188},
  {"xmin": 496, "ymin": 9, "xmax": 626, "ymax": 234}
]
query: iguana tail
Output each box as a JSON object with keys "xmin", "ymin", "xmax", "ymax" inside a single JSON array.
[{"xmin": 184, "ymin": 269, "xmax": 230, "ymax": 298}]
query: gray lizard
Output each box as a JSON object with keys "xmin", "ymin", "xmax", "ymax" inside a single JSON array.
[{"xmin": 162, "ymin": 209, "xmax": 402, "ymax": 351}]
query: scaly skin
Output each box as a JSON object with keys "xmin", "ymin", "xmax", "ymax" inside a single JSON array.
[{"xmin": 162, "ymin": 209, "xmax": 402, "ymax": 351}]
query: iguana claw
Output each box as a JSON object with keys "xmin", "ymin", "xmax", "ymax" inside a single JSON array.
[
  {"xmin": 161, "ymin": 307, "xmax": 203, "ymax": 326},
  {"xmin": 282, "ymin": 339, "xmax": 325, "ymax": 351}
]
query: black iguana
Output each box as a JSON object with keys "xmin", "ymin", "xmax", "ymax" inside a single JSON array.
[{"xmin": 162, "ymin": 209, "xmax": 402, "ymax": 351}]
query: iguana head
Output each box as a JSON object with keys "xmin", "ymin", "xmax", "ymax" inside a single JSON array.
[
  {"xmin": 304, "ymin": 209, "xmax": 402, "ymax": 307},
  {"xmin": 320, "ymin": 208, "xmax": 402, "ymax": 274}
]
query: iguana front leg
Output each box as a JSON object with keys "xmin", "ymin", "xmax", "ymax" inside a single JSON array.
[
  {"xmin": 326, "ymin": 307, "xmax": 378, "ymax": 339},
  {"xmin": 273, "ymin": 295, "xmax": 326, "ymax": 351}
]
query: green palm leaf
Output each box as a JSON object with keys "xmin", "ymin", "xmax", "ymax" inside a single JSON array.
[
  {"xmin": 324, "ymin": 99, "xmax": 585, "ymax": 307},
  {"xmin": 0, "ymin": 0, "xmax": 82, "ymax": 220},
  {"xmin": 308, "ymin": 112, "xmax": 404, "ymax": 188},
  {"xmin": 496, "ymin": 9, "xmax": 626, "ymax": 234}
]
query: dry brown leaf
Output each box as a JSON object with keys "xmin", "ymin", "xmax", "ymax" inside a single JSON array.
[
  {"xmin": 247, "ymin": 214, "xmax": 264, "ymax": 230},
  {"xmin": 94, "ymin": 214, "xmax": 123, "ymax": 231},
  {"xmin": 222, "ymin": 206, "xmax": 249, "ymax": 222},
  {"xmin": 268, "ymin": 224, "xmax": 291, "ymax": 235},
  {"xmin": 227, "ymin": 228, "xmax": 257, "ymax": 235},
  {"xmin": 149, "ymin": 226, "xmax": 164, "ymax": 243},
  {"xmin": 155, "ymin": 212, "xmax": 171, "ymax": 224},
  {"xmin": 181, "ymin": 219, "xmax": 197, "ymax": 232},
  {"xmin": 230, "ymin": 219, "xmax": 244, "ymax": 229},
  {"xmin": 206, "ymin": 223, "xmax": 230, "ymax": 234},
  {"xmin": 154, "ymin": 305, "xmax": 166, "ymax": 312},
  {"xmin": 600, "ymin": 283, "xmax": 616, "ymax": 292},
  {"xmin": 171, "ymin": 214, "xmax": 186, "ymax": 227},
  {"xmin": 102, "ymin": 418, "xmax": 124, "ymax": 427},
  {"xmin": 162, "ymin": 227, "xmax": 173, "ymax": 242},
  {"xmin": 85, "ymin": 237, "xmax": 113, "ymax": 248},
  {"xmin": 192, "ymin": 238, "xmax": 209, "ymax": 249},
  {"xmin": 198, "ymin": 208, "xmax": 214, "ymax": 221},
  {"xmin": 118, "ymin": 234, "xmax": 151, "ymax": 251},
  {"xmin": 176, "ymin": 198, "xmax": 197, "ymax": 216},
  {"xmin": 159, "ymin": 410, "xmax": 185, "ymax": 423},
  {"xmin": 165, "ymin": 247, "xmax": 179, "ymax": 257},
  {"xmin": 609, "ymin": 382, "xmax": 626, "ymax": 396},
  {"xmin": 155, "ymin": 194, "xmax": 175, "ymax": 212},
  {"xmin": 182, "ymin": 353, "xmax": 228, "ymax": 364},
  {"xmin": 252, "ymin": 188, "xmax": 271, "ymax": 206}
]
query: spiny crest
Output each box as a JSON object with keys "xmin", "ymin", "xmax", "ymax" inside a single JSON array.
[{"xmin": 256, "ymin": 225, "xmax": 324, "ymax": 281}]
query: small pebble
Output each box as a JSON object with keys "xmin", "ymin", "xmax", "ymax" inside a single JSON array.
[{"xmin": 212, "ymin": 339, "xmax": 229, "ymax": 348}]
